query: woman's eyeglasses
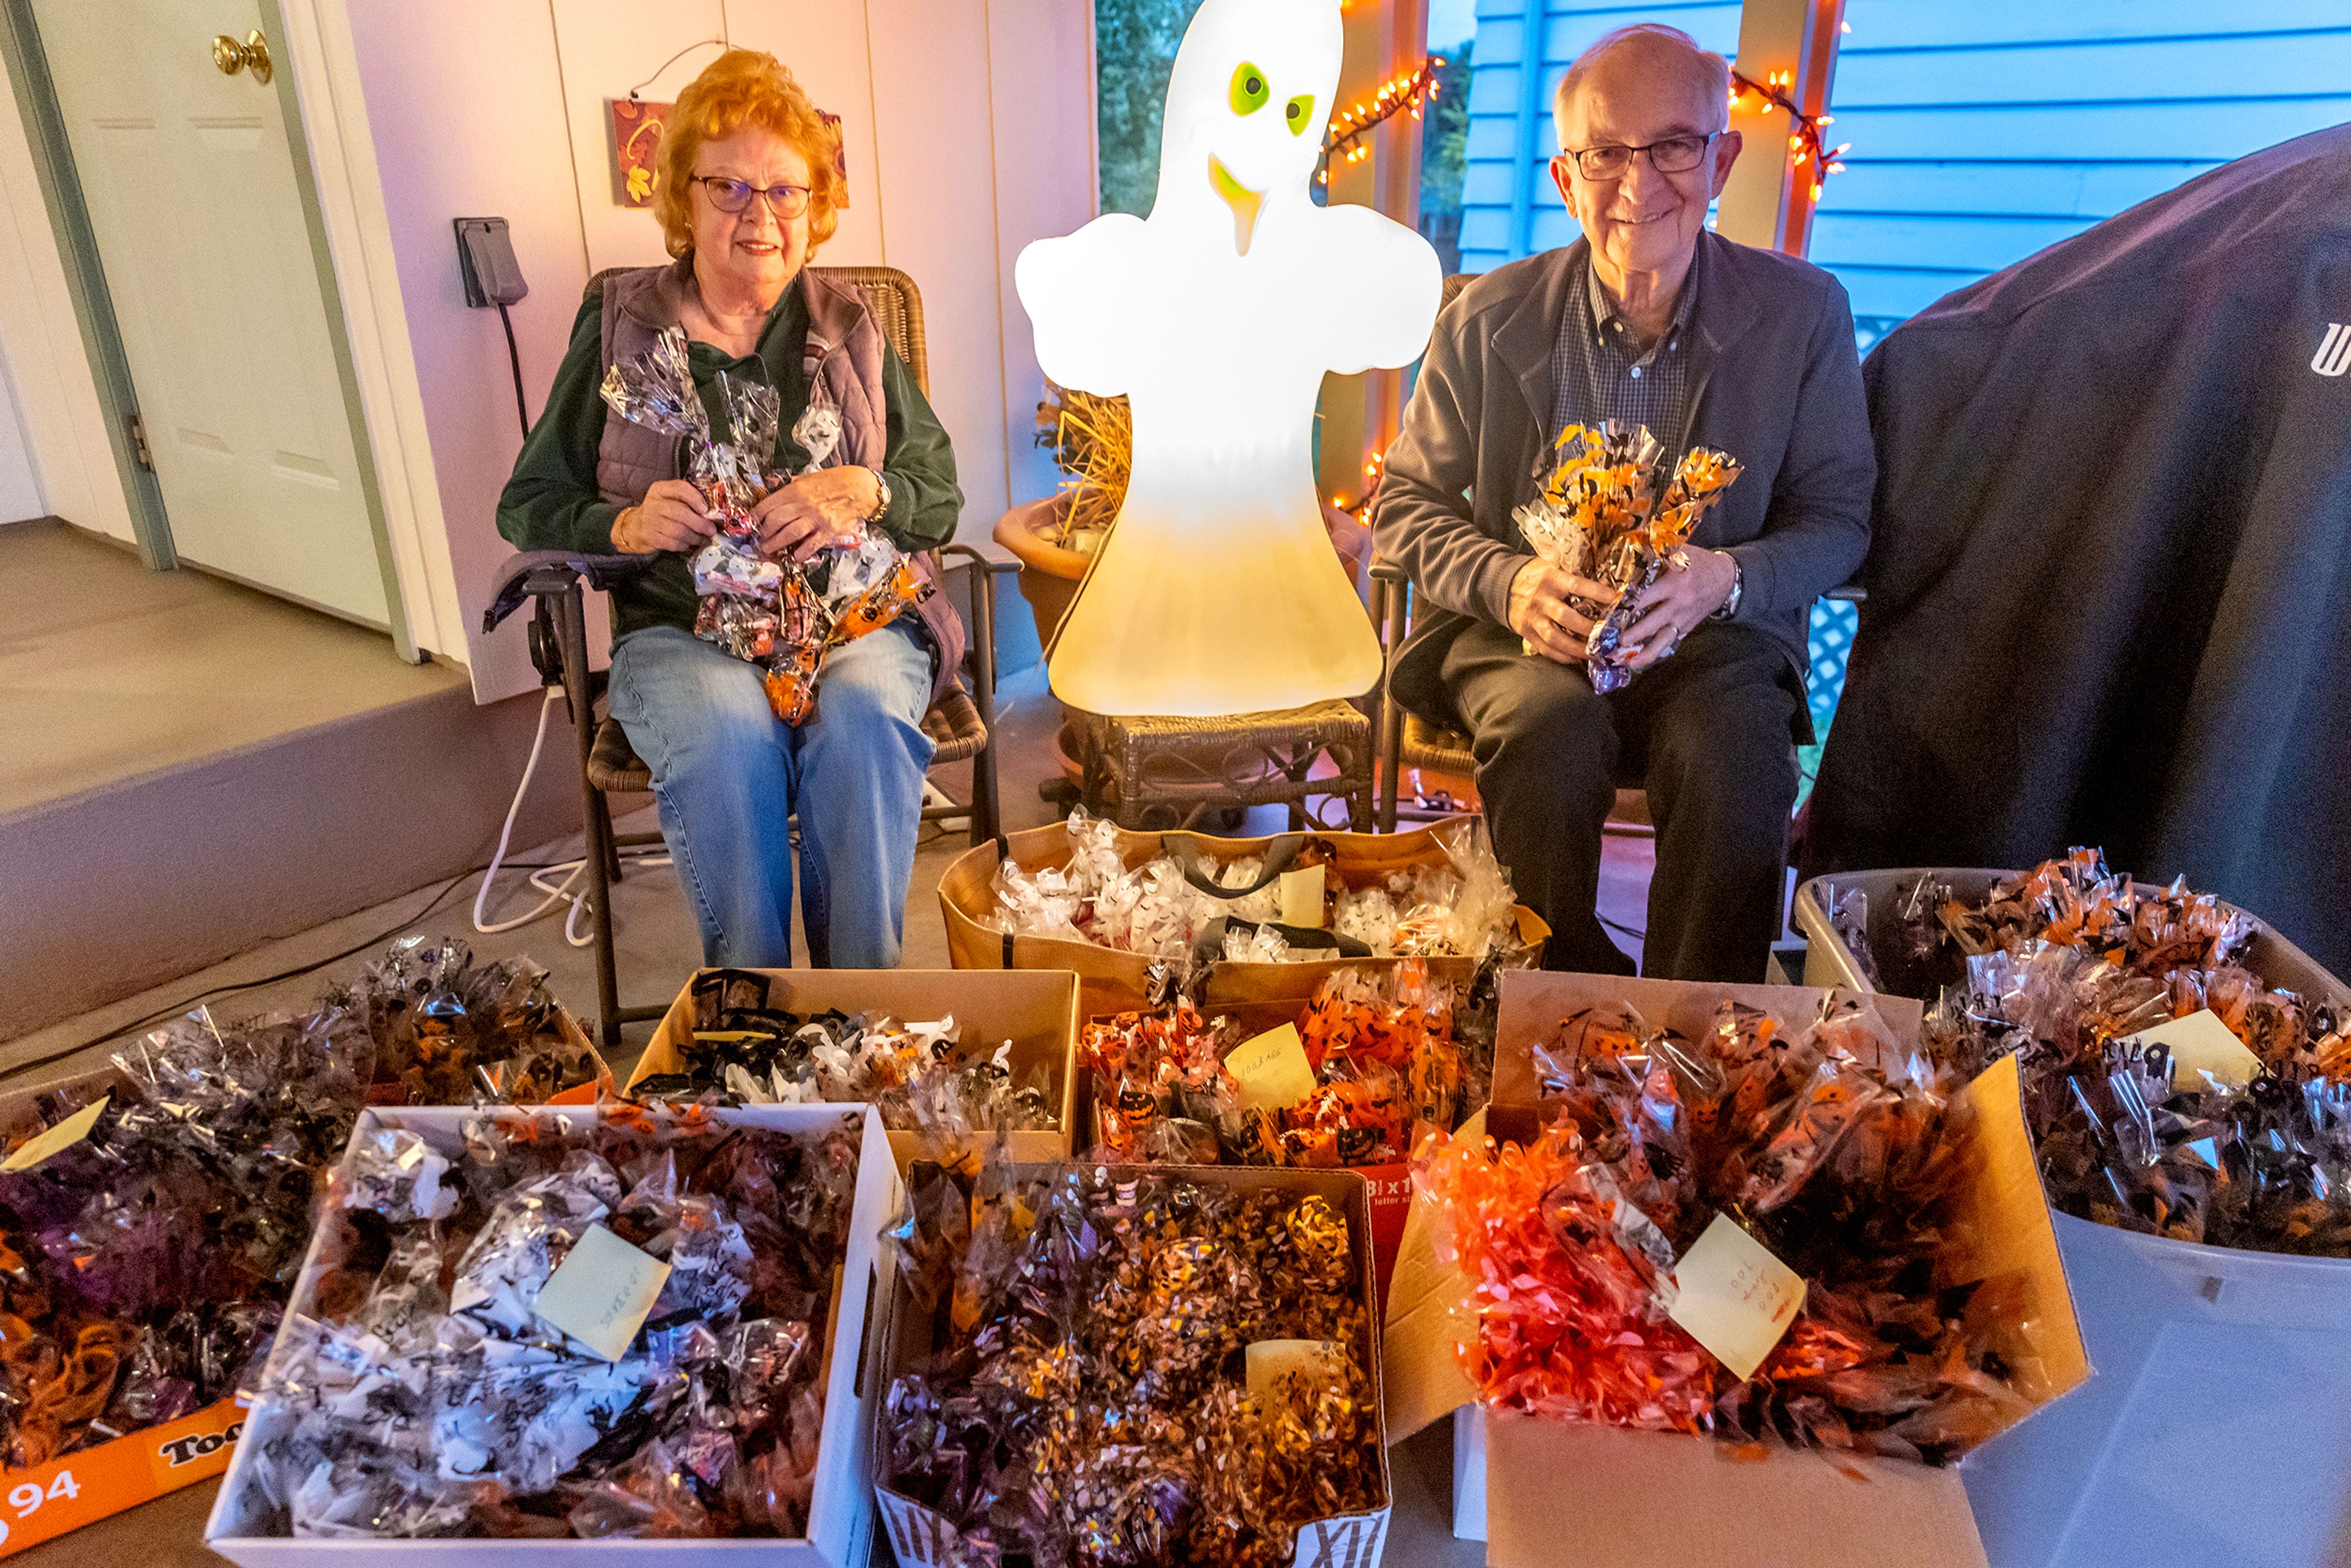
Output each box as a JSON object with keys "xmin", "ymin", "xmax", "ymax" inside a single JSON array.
[
  {"xmin": 1562, "ymin": 133, "xmax": 1719, "ymax": 181},
  {"xmin": 691, "ymin": 174, "xmax": 812, "ymax": 219}
]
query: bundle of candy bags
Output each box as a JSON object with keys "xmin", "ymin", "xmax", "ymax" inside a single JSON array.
[
  {"xmin": 331, "ymin": 937, "xmax": 605, "ymax": 1105},
  {"xmin": 988, "ymin": 813, "xmax": 1528, "ymax": 971},
  {"xmin": 238, "ymin": 1103, "xmax": 862, "ymax": 1540},
  {"xmin": 628, "ymin": 968, "xmax": 1057, "ymax": 1141},
  {"xmin": 0, "ymin": 1004, "xmax": 373, "ymax": 1469},
  {"xmin": 881, "ymin": 1160, "xmax": 1380, "ymax": 1568},
  {"xmin": 600, "ymin": 324, "xmax": 929, "ymax": 726},
  {"xmin": 1826, "ymin": 850, "xmax": 2351, "ymax": 1256},
  {"xmin": 1416, "ymin": 996, "xmax": 2037, "ymax": 1462},
  {"xmin": 1084, "ymin": 964, "xmax": 1471, "ymax": 1169},
  {"xmin": 1513, "ymin": 420, "xmax": 1742, "ymax": 692}
]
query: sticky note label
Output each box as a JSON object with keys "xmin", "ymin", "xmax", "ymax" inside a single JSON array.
[
  {"xmin": 534, "ymin": 1223, "xmax": 672, "ymax": 1361},
  {"xmin": 2126, "ymin": 1008, "xmax": 2262, "ymax": 1092},
  {"xmin": 1, "ymin": 1096, "xmax": 108, "ymax": 1173},
  {"xmin": 1278, "ymin": 865, "xmax": 1327, "ymax": 930},
  {"xmin": 1245, "ymin": 1338, "xmax": 1345, "ymax": 1400},
  {"xmin": 1667, "ymin": 1212, "xmax": 1805, "ymax": 1381},
  {"xmin": 1224, "ymin": 1024, "xmax": 1319, "ymax": 1112}
]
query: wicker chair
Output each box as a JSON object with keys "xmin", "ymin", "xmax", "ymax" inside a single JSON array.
[
  {"xmin": 1371, "ymin": 274, "xmax": 1859, "ymax": 832},
  {"xmin": 484, "ymin": 264, "xmax": 1011, "ymax": 1045}
]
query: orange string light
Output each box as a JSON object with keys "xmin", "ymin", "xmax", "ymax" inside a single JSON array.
[
  {"xmin": 1727, "ymin": 66, "xmax": 1849, "ymax": 195},
  {"xmin": 1317, "ymin": 55, "xmax": 1443, "ymax": 187}
]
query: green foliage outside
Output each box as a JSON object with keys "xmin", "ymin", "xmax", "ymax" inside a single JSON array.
[
  {"xmin": 1095, "ymin": 0, "xmax": 1204, "ymax": 217},
  {"xmin": 1418, "ymin": 42, "xmax": 1473, "ymax": 272}
]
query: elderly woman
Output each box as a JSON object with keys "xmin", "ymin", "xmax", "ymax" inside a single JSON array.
[{"xmin": 498, "ymin": 49, "xmax": 962, "ymax": 969}]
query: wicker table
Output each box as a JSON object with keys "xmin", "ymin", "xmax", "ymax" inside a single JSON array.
[{"xmin": 1079, "ymin": 700, "xmax": 1373, "ymax": 831}]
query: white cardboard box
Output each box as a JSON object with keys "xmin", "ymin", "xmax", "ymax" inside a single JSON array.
[{"xmin": 203, "ymin": 1101, "xmax": 902, "ymax": 1567}]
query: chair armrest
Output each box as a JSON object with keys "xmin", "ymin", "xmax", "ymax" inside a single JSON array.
[
  {"xmin": 1370, "ymin": 557, "xmax": 1409, "ymax": 585},
  {"xmin": 938, "ymin": 542, "xmax": 1020, "ymax": 579},
  {"xmin": 1821, "ymin": 583, "xmax": 1866, "ymax": 604},
  {"xmin": 482, "ymin": 549, "xmax": 661, "ymax": 634}
]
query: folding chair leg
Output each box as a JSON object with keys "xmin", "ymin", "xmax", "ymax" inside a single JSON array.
[
  {"xmin": 1375, "ymin": 576, "xmax": 1406, "ymax": 833},
  {"xmin": 964, "ymin": 553, "xmax": 1005, "ymax": 847},
  {"xmin": 598, "ymin": 792, "xmax": 623, "ymax": 883},
  {"xmin": 556, "ymin": 587, "xmax": 623, "ymax": 1048}
]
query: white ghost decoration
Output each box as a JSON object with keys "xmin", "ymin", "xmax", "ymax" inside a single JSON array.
[{"xmin": 1017, "ymin": 0, "xmax": 1442, "ymax": 717}]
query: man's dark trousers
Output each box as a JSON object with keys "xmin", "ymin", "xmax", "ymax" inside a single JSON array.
[{"xmin": 1441, "ymin": 617, "xmax": 1800, "ymax": 981}]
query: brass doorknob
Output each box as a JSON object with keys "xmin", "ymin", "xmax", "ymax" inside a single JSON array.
[{"xmin": 211, "ymin": 29, "xmax": 272, "ymax": 84}]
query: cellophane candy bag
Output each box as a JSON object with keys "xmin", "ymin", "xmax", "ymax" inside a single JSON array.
[
  {"xmin": 879, "ymin": 1156, "xmax": 1382, "ymax": 1567},
  {"xmin": 1513, "ymin": 421, "xmax": 1742, "ymax": 692},
  {"xmin": 1902, "ymin": 850, "xmax": 2351, "ymax": 1256},
  {"xmin": 1418, "ymin": 995, "xmax": 2036, "ymax": 1461},
  {"xmin": 0, "ymin": 1005, "xmax": 374, "ymax": 1468},
  {"xmin": 239, "ymin": 1103, "xmax": 860, "ymax": 1540}
]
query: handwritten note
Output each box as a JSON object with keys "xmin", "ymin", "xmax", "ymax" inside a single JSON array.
[
  {"xmin": 1245, "ymin": 1338, "xmax": 1346, "ymax": 1400},
  {"xmin": 2125, "ymin": 1009, "xmax": 2262, "ymax": 1092},
  {"xmin": 0, "ymin": 1096, "xmax": 108, "ymax": 1173},
  {"xmin": 1667, "ymin": 1212, "xmax": 1805, "ymax": 1381},
  {"xmin": 1278, "ymin": 865, "xmax": 1327, "ymax": 930},
  {"xmin": 534, "ymin": 1223, "xmax": 672, "ymax": 1361},
  {"xmin": 1223, "ymin": 1024, "xmax": 1319, "ymax": 1112}
]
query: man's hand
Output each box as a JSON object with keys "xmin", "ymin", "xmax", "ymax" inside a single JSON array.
[
  {"xmin": 752, "ymin": 467, "xmax": 882, "ymax": 562},
  {"xmin": 1619, "ymin": 547, "xmax": 1738, "ymax": 670},
  {"xmin": 610, "ymin": 479, "xmax": 717, "ymax": 553},
  {"xmin": 1509, "ymin": 559, "xmax": 1618, "ymax": 665}
]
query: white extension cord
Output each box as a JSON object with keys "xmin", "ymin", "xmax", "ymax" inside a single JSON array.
[{"xmin": 473, "ymin": 689, "xmax": 670, "ymax": 947}]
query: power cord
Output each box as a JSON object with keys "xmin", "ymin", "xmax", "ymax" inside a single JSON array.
[
  {"xmin": 473, "ymin": 689, "xmax": 672, "ymax": 948},
  {"xmin": 498, "ymin": 301, "xmax": 530, "ymax": 440}
]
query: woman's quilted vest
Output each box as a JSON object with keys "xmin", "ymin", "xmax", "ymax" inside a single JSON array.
[{"xmin": 594, "ymin": 257, "xmax": 964, "ymax": 702}]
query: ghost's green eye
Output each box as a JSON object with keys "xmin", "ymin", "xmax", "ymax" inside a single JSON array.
[
  {"xmin": 1285, "ymin": 94, "xmax": 1315, "ymax": 136},
  {"xmin": 1230, "ymin": 62, "xmax": 1270, "ymax": 115}
]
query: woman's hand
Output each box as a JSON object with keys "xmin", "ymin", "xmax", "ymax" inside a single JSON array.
[
  {"xmin": 752, "ymin": 467, "xmax": 882, "ymax": 562},
  {"xmin": 1509, "ymin": 558, "xmax": 1616, "ymax": 665},
  {"xmin": 611, "ymin": 479, "xmax": 717, "ymax": 554}
]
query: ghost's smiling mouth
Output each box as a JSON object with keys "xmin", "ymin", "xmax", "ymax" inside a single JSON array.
[{"xmin": 1208, "ymin": 154, "xmax": 1264, "ymax": 255}]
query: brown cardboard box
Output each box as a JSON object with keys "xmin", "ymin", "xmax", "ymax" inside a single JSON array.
[
  {"xmin": 1382, "ymin": 972, "xmax": 2091, "ymax": 1568},
  {"xmin": 362, "ymin": 1003, "xmax": 612, "ymax": 1108},
  {"xmin": 625, "ymin": 967, "xmax": 1081, "ymax": 1169},
  {"xmin": 873, "ymin": 1162, "xmax": 1393, "ymax": 1568}
]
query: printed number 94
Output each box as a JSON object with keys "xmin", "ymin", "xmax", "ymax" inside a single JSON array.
[{"xmin": 10, "ymin": 1471, "xmax": 78, "ymax": 1516}]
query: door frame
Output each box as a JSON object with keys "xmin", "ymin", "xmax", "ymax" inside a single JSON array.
[{"xmin": 0, "ymin": 0, "xmax": 419, "ymax": 660}]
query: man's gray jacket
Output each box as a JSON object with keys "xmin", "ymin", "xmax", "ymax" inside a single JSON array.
[{"xmin": 1372, "ymin": 231, "xmax": 1875, "ymax": 737}]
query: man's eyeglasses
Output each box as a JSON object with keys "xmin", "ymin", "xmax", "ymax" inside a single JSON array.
[
  {"xmin": 1562, "ymin": 133, "xmax": 1719, "ymax": 181},
  {"xmin": 691, "ymin": 174, "xmax": 812, "ymax": 219}
]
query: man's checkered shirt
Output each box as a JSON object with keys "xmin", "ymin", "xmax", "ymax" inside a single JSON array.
[{"xmin": 1547, "ymin": 260, "xmax": 1699, "ymax": 463}]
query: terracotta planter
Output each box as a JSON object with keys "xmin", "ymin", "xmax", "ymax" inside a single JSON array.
[{"xmin": 992, "ymin": 493, "xmax": 1092, "ymax": 646}]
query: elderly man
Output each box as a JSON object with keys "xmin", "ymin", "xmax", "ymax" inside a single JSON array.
[{"xmin": 1373, "ymin": 24, "xmax": 1872, "ymax": 981}]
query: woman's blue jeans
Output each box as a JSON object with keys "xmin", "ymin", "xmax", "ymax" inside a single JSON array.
[{"xmin": 607, "ymin": 621, "xmax": 936, "ymax": 969}]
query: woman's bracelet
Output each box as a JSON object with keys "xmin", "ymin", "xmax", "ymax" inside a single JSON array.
[{"xmin": 863, "ymin": 467, "xmax": 892, "ymax": 525}]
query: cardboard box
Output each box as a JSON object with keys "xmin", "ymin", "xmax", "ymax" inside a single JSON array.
[
  {"xmin": 624, "ymin": 967, "xmax": 1081, "ymax": 1169},
  {"xmin": 872, "ymin": 1162, "xmax": 1392, "ymax": 1568},
  {"xmin": 1078, "ymin": 970, "xmax": 1476, "ymax": 1311},
  {"xmin": 0, "ymin": 1067, "xmax": 257, "ymax": 1557},
  {"xmin": 203, "ymin": 1101, "xmax": 904, "ymax": 1567},
  {"xmin": 937, "ymin": 817, "xmax": 1543, "ymax": 1013},
  {"xmin": 1382, "ymin": 972, "xmax": 2091, "ymax": 1568}
]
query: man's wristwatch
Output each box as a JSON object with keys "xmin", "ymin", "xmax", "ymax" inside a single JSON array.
[
  {"xmin": 1711, "ymin": 553, "xmax": 1744, "ymax": 621},
  {"xmin": 863, "ymin": 467, "xmax": 893, "ymax": 526}
]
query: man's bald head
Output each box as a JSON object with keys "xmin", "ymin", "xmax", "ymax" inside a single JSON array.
[{"xmin": 1552, "ymin": 24, "xmax": 1731, "ymax": 150}]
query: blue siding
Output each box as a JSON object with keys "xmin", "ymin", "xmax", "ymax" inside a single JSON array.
[{"xmin": 1460, "ymin": 0, "xmax": 2351, "ymax": 334}]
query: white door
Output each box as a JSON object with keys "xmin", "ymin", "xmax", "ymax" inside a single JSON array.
[{"xmin": 32, "ymin": 0, "xmax": 391, "ymax": 626}]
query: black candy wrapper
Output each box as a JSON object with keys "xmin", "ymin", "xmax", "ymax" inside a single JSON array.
[
  {"xmin": 331, "ymin": 937, "xmax": 606, "ymax": 1105},
  {"xmin": 239, "ymin": 1103, "xmax": 863, "ymax": 1540},
  {"xmin": 880, "ymin": 1160, "xmax": 1382, "ymax": 1568},
  {"xmin": 0, "ymin": 1003, "xmax": 370, "ymax": 1469}
]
